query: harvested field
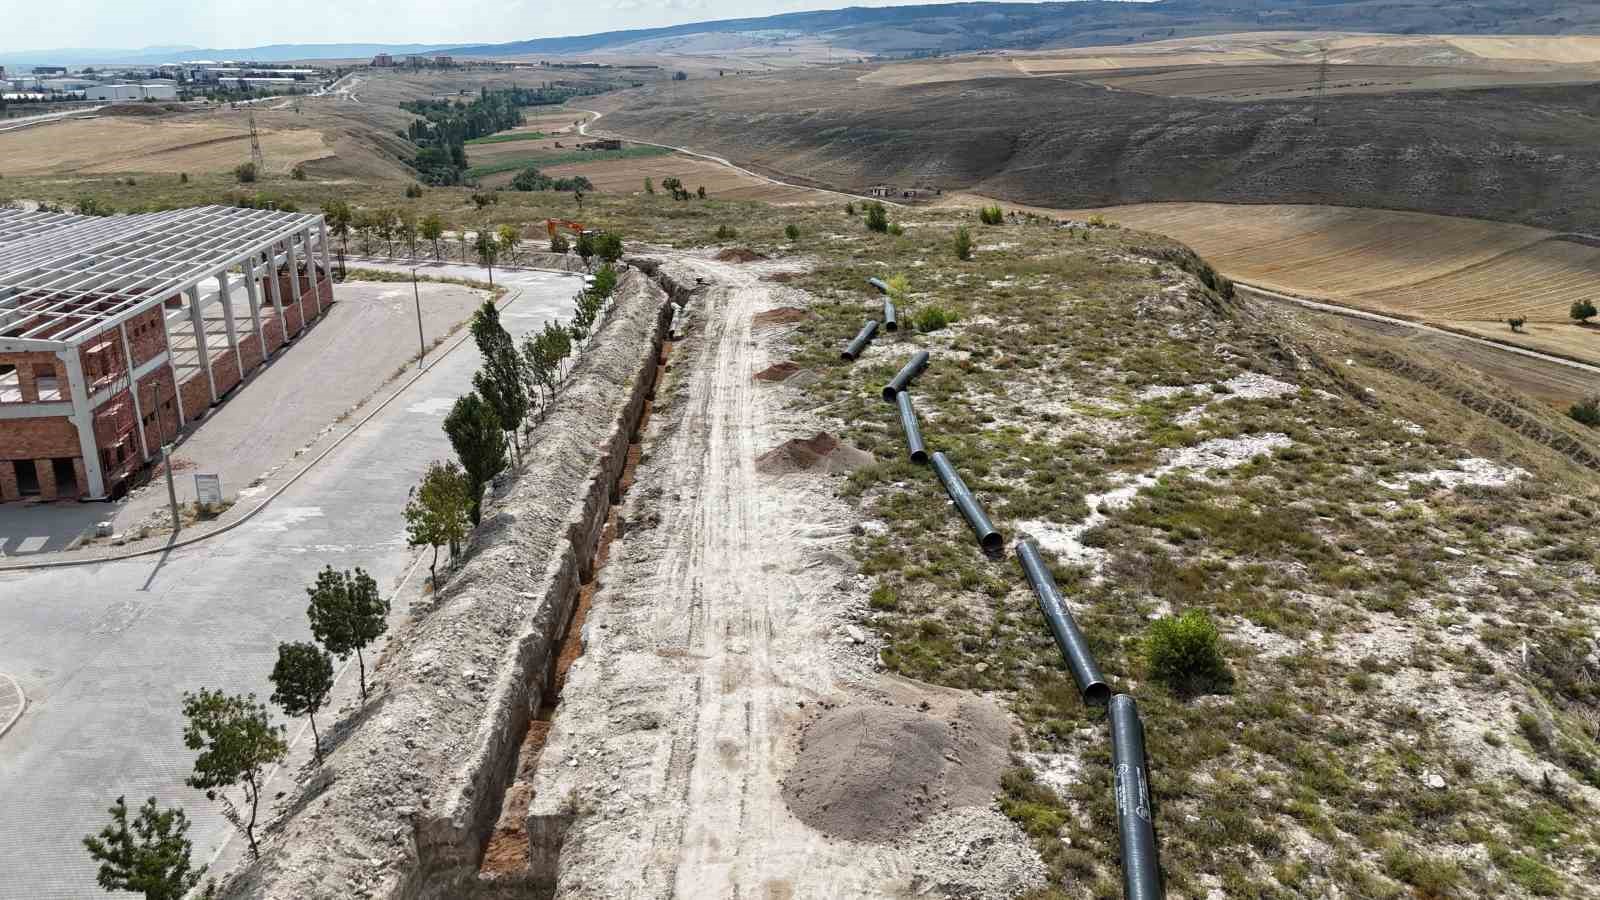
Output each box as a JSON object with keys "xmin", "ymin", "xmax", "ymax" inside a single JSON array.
[
  {"xmin": 0, "ymin": 117, "xmax": 329, "ymax": 176},
  {"xmin": 1058, "ymin": 202, "xmax": 1600, "ymax": 365},
  {"xmin": 537, "ymin": 153, "xmax": 836, "ymax": 204}
]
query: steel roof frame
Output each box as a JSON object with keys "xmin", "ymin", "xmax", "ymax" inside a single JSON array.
[{"xmin": 0, "ymin": 205, "xmax": 324, "ymax": 346}]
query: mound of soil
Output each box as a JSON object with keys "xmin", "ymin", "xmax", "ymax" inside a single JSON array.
[
  {"xmin": 715, "ymin": 247, "xmax": 768, "ymax": 263},
  {"xmin": 781, "ymin": 685, "xmax": 1011, "ymax": 842},
  {"xmin": 755, "ymin": 433, "xmax": 873, "ymax": 475},
  {"xmin": 754, "ymin": 361, "xmax": 803, "ymax": 382},
  {"xmin": 752, "ymin": 307, "xmax": 810, "ymax": 328},
  {"xmin": 762, "ymin": 272, "xmax": 796, "ymax": 283},
  {"xmin": 101, "ymin": 103, "xmax": 185, "ymax": 117}
]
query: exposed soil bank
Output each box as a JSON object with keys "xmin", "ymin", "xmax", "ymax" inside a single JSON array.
[{"xmin": 221, "ymin": 268, "xmax": 674, "ymax": 899}]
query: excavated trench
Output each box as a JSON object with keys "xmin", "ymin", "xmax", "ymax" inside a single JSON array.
[{"xmin": 465, "ymin": 264, "xmax": 689, "ymax": 897}]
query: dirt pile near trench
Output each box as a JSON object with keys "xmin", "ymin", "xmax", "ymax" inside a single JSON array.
[
  {"xmin": 755, "ymin": 432, "xmax": 873, "ymax": 474},
  {"xmin": 781, "ymin": 685, "xmax": 1012, "ymax": 842},
  {"xmin": 752, "ymin": 306, "xmax": 810, "ymax": 328},
  {"xmin": 714, "ymin": 247, "xmax": 768, "ymax": 263},
  {"xmin": 754, "ymin": 361, "xmax": 803, "ymax": 382}
]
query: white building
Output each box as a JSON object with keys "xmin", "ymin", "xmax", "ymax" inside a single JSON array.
[{"xmin": 86, "ymin": 83, "xmax": 179, "ymax": 101}]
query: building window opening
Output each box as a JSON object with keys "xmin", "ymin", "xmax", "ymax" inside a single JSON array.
[
  {"xmin": 0, "ymin": 365, "xmax": 18, "ymax": 403},
  {"xmin": 52, "ymin": 458, "xmax": 78, "ymax": 496},
  {"xmin": 15, "ymin": 461, "xmax": 40, "ymax": 496},
  {"xmin": 35, "ymin": 365, "xmax": 62, "ymax": 401}
]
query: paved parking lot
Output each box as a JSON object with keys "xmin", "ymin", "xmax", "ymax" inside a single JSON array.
[{"xmin": 0, "ymin": 271, "xmax": 578, "ymax": 898}]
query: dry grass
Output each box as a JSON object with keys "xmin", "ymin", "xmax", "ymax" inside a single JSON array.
[{"xmin": 0, "ymin": 116, "xmax": 330, "ymax": 176}]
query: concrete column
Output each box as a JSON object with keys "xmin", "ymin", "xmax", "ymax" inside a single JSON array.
[
  {"xmin": 118, "ymin": 321, "xmax": 150, "ymax": 462},
  {"xmin": 241, "ymin": 257, "xmax": 263, "ymax": 338},
  {"xmin": 58, "ymin": 347, "xmax": 105, "ymax": 499},
  {"xmin": 0, "ymin": 461, "xmax": 19, "ymax": 502},
  {"xmin": 217, "ymin": 271, "xmax": 243, "ymax": 376},
  {"xmin": 188, "ymin": 285, "xmax": 218, "ymax": 404},
  {"xmin": 158, "ymin": 305, "xmax": 186, "ymax": 428},
  {"xmin": 264, "ymin": 248, "xmax": 288, "ymax": 338},
  {"xmin": 286, "ymin": 237, "xmax": 304, "ymax": 314}
]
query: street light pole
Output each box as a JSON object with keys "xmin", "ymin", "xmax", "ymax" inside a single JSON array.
[
  {"xmin": 412, "ymin": 267, "xmax": 426, "ymax": 369},
  {"xmin": 154, "ymin": 377, "xmax": 180, "ymax": 534}
]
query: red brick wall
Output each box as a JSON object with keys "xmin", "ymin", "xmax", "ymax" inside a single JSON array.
[
  {"xmin": 179, "ymin": 373, "xmax": 211, "ymax": 421},
  {"xmin": 212, "ymin": 351, "xmax": 242, "ymax": 397},
  {"xmin": 135, "ymin": 367, "xmax": 180, "ymax": 449},
  {"xmin": 262, "ymin": 314, "xmax": 286, "ymax": 354},
  {"xmin": 0, "ymin": 416, "xmax": 81, "ymax": 459},
  {"xmin": 93, "ymin": 394, "xmax": 136, "ymax": 447},
  {"xmin": 239, "ymin": 333, "xmax": 264, "ymax": 372},
  {"xmin": 0, "ymin": 461, "xmax": 18, "ymax": 501},
  {"xmin": 300, "ymin": 292, "xmax": 318, "ymax": 325},
  {"xmin": 282, "ymin": 299, "xmax": 304, "ymax": 337},
  {"xmin": 125, "ymin": 306, "xmax": 169, "ymax": 367},
  {"xmin": 0, "ymin": 351, "xmax": 61, "ymax": 404}
]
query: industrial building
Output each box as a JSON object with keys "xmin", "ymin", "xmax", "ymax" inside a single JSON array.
[
  {"xmin": 0, "ymin": 206, "xmax": 334, "ymax": 503},
  {"xmin": 86, "ymin": 82, "xmax": 179, "ymax": 101}
]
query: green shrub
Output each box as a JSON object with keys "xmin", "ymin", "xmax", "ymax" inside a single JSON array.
[
  {"xmin": 864, "ymin": 201, "xmax": 888, "ymax": 233},
  {"xmin": 1144, "ymin": 610, "xmax": 1233, "ymax": 697},
  {"xmin": 954, "ymin": 225, "xmax": 972, "ymax": 260},
  {"xmin": 784, "ymin": 223, "xmax": 800, "ymax": 241},
  {"xmin": 1571, "ymin": 396, "xmax": 1600, "ymax": 427},
  {"xmin": 402, "ymin": 180, "xmax": 420, "ymax": 196},
  {"xmin": 978, "ymin": 204, "xmax": 1003, "ymax": 225},
  {"xmin": 844, "ymin": 201, "xmax": 855, "ymax": 216},
  {"xmin": 233, "ymin": 162, "xmax": 258, "ymax": 184},
  {"xmin": 914, "ymin": 305, "xmax": 955, "ymax": 333},
  {"xmin": 715, "ymin": 223, "xmax": 738, "ymax": 240},
  {"xmin": 1571, "ymin": 299, "xmax": 1597, "ymax": 323},
  {"xmin": 1382, "ymin": 846, "xmax": 1462, "ymax": 895},
  {"xmin": 888, "ymin": 222, "xmax": 904, "ymax": 236}
]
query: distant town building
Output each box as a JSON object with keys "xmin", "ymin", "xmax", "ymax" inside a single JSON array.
[
  {"xmin": 578, "ymin": 138, "xmax": 622, "ymax": 151},
  {"xmin": 434, "ymin": 55, "xmax": 454, "ymax": 66},
  {"xmin": 31, "ymin": 65, "xmax": 67, "ymax": 75},
  {"xmin": 371, "ymin": 53, "xmax": 394, "ymax": 67},
  {"xmin": 86, "ymin": 83, "xmax": 179, "ymax": 101}
]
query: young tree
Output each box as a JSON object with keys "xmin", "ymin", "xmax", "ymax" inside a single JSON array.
[
  {"xmin": 496, "ymin": 223, "xmax": 522, "ymax": 265},
  {"xmin": 419, "ymin": 213, "xmax": 445, "ymax": 261},
  {"xmin": 1573, "ymin": 299, "xmax": 1598, "ymax": 324},
  {"xmin": 305, "ymin": 566, "xmax": 390, "ymax": 702},
  {"xmin": 268, "ymin": 641, "xmax": 334, "ymax": 764},
  {"xmin": 845, "ymin": 201, "xmax": 855, "ymax": 216},
  {"xmin": 953, "ymin": 225, "xmax": 973, "ymax": 261},
  {"xmin": 594, "ymin": 232, "xmax": 624, "ymax": 266},
  {"xmin": 574, "ymin": 231, "xmax": 596, "ymax": 270},
  {"xmin": 591, "ymin": 263, "xmax": 619, "ymax": 299},
  {"xmin": 471, "ymin": 301, "xmax": 529, "ymax": 463},
  {"xmin": 83, "ymin": 796, "xmax": 207, "ymax": 900},
  {"xmin": 444, "ymin": 391, "xmax": 507, "ymax": 524},
  {"xmin": 475, "ymin": 229, "xmax": 499, "ymax": 283},
  {"xmin": 403, "ymin": 460, "xmax": 471, "ymax": 584},
  {"xmin": 180, "ymin": 689, "xmax": 287, "ymax": 859},
  {"xmin": 644, "ymin": 176, "xmax": 655, "ymax": 195},
  {"xmin": 1507, "ymin": 316, "xmax": 1526, "ymax": 333},
  {"xmin": 696, "ymin": 186, "xmax": 706, "ymax": 199},
  {"xmin": 396, "ymin": 208, "xmax": 418, "ymax": 259},
  {"xmin": 784, "ymin": 223, "xmax": 800, "ymax": 242},
  {"xmin": 321, "ymin": 200, "xmax": 352, "ymax": 259},
  {"xmin": 864, "ymin": 201, "xmax": 888, "ymax": 233}
]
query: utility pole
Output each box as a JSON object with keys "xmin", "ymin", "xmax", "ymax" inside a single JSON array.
[
  {"xmin": 155, "ymin": 378, "xmax": 180, "ymax": 534},
  {"xmin": 1312, "ymin": 47, "xmax": 1330, "ymax": 127},
  {"xmin": 248, "ymin": 109, "xmax": 265, "ymax": 171},
  {"xmin": 412, "ymin": 267, "xmax": 426, "ymax": 368}
]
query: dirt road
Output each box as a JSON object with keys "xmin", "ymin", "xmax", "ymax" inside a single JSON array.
[{"xmin": 526, "ymin": 254, "xmax": 1041, "ymax": 897}]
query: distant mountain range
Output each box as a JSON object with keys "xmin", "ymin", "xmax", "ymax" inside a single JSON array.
[
  {"xmin": 7, "ymin": 0, "xmax": 1597, "ymax": 68},
  {"xmin": 0, "ymin": 43, "xmax": 447, "ymax": 67}
]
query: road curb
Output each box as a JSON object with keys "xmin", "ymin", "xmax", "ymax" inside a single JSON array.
[
  {"xmin": 0, "ymin": 283, "xmax": 543, "ymax": 573},
  {"xmin": 0, "ymin": 674, "xmax": 25, "ymax": 742}
]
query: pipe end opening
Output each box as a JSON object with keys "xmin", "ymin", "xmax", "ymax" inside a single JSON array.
[
  {"xmin": 1083, "ymin": 682, "xmax": 1112, "ymax": 708},
  {"xmin": 980, "ymin": 531, "xmax": 1004, "ymax": 554},
  {"xmin": 841, "ymin": 351, "xmax": 856, "ymax": 361},
  {"xmin": 884, "ymin": 322, "xmax": 898, "ymax": 332},
  {"xmin": 882, "ymin": 386, "xmax": 899, "ymax": 402},
  {"xmin": 910, "ymin": 449, "xmax": 929, "ymax": 464}
]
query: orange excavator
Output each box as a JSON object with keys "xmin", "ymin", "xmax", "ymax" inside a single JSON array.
[{"xmin": 546, "ymin": 218, "xmax": 596, "ymax": 242}]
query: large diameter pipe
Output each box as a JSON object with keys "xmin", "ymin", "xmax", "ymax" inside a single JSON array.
[
  {"xmin": 1016, "ymin": 539, "xmax": 1110, "ymax": 706},
  {"xmin": 881, "ymin": 350, "xmax": 929, "ymax": 402},
  {"xmin": 895, "ymin": 391, "xmax": 929, "ymax": 464},
  {"xmin": 930, "ymin": 451, "xmax": 1002, "ymax": 553},
  {"xmin": 1109, "ymin": 694, "xmax": 1163, "ymax": 900},
  {"xmin": 867, "ymin": 276, "xmax": 889, "ymax": 294},
  {"xmin": 884, "ymin": 299, "xmax": 898, "ymax": 332},
  {"xmin": 841, "ymin": 320, "xmax": 879, "ymax": 361}
]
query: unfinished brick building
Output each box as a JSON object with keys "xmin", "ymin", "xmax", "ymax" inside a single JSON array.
[{"xmin": 0, "ymin": 205, "xmax": 334, "ymax": 503}]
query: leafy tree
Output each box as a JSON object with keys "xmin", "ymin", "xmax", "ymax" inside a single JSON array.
[
  {"xmin": 864, "ymin": 201, "xmax": 888, "ymax": 233},
  {"xmin": 595, "ymin": 232, "xmax": 624, "ymax": 265},
  {"xmin": 574, "ymin": 231, "xmax": 596, "ymax": 270},
  {"xmin": 1573, "ymin": 299, "xmax": 1598, "ymax": 324},
  {"xmin": 885, "ymin": 273, "xmax": 909, "ymax": 304},
  {"xmin": 978, "ymin": 204, "xmax": 1003, "ymax": 225},
  {"xmin": 521, "ymin": 321, "xmax": 572, "ymax": 413},
  {"xmin": 404, "ymin": 460, "xmax": 471, "ymax": 583},
  {"xmin": 321, "ymin": 200, "xmax": 352, "ymax": 258},
  {"xmin": 644, "ymin": 176, "xmax": 655, "ymax": 194},
  {"xmin": 784, "ymin": 223, "xmax": 800, "ymax": 241},
  {"xmin": 180, "ymin": 689, "xmax": 287, "ymax": 859},
  {"xmin": 268, "ymin": 642, "xmax": 334, "ymax": 764},
  {"xmin": 475, "ymin": 229, "xmax": 499, "ymax": 282},
  {"xmin": 396, "ymin": 208, "xmax": 418, "ymax": 259},
  {"xmin": 591, "ymin": 263, "xmax": 619, "ymax": 299},
  {"xmin": 305, "ymin": 567, "xmax": 390, "ymax": 701},
  {"xmin": 419, "ymin": 213, "xmax": 445, "ymax": 261},
  {"xmin": 1144, "ymin": 610, "xmax": 1233, "ymax": 698},
  {"xmin": 444, "ymin": 391, "xmax": 507, "ymax": 524},
  {"xmin": 1571, "ymin": 396, "xmax": 1600, "ymax": 428},
  {"xmin": 471, "ymin": 301, "xmax": 529, "ymax": 462},
  {"xmin": 954, "ymin": 225, "xmax": 973, "ymax": 260},
  {"xmin": 233, "ymin": 162, "xmax": 257, "ymax": 184},
  {"xmin": 844, "ymin": 201, "xmax": 855, "ymax": 216},
  {"xmin": 1507, "ymin": 316, "xmax": 1526, "ymax": 333},
  {"xmin": 496, "ymin": 223, "xmax": 522, "ymax": 265},
  {"xmin": 83, "ymin": 796, "xmax": 207, "ymax": 899}
]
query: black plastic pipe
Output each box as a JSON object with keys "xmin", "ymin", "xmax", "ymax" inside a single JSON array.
[
  {"xmin": 884, "ymin": 298, "xmax": 898, "ymax": 332},
  {"xmin": 930, "ymin": 452, "xmax": 1002, "ymax": 553},
  {"xmin": 881, "ymin": 350, "xmax": 930, "ymax": 402},
  {"xmin": 867, "ymin": 276, "xmax": 889, "ymax": 294},
  {"xmin": 840, "ymin": 320, "xmax": 879, "ymax": 361},
  {"xmin": 895, "ymin": 391, "xmax": 929, "ymax": 464},
  {"xmin": 1016, "ymin": 539, "xmax": 1110, "ymax": 706},
  {"xmin": 1109, "ymin": 694, "xmax": 1163, "ymax": 900}
]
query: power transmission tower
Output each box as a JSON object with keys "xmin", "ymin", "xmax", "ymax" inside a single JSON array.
[
  {"xmin": 1312, "ymin": 47, "xmax": 1330, "ymax": 126},
  {"xmin": 248, "ymin": 110, "xmax": 266, "ymax": 170}
]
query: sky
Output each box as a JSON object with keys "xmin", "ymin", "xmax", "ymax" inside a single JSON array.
[{"xmin": 5, "ymin": 0, "xmax": 992, "ymax": 52}]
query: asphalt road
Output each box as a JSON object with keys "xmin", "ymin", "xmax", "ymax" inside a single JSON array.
[{"xmin": 0, "ymin": 271, "xmax": 579, "ymax": 899}]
